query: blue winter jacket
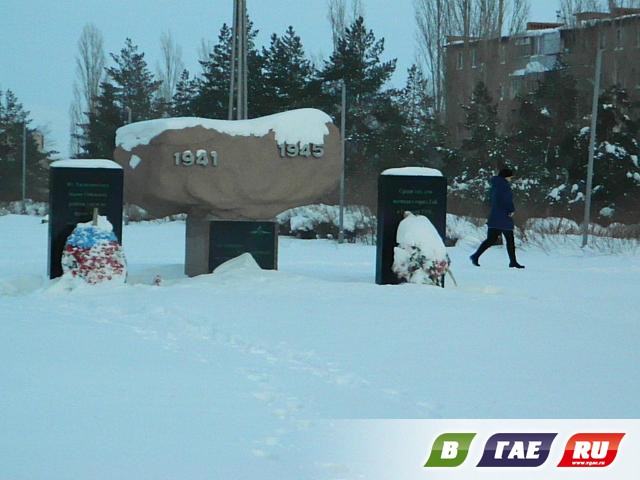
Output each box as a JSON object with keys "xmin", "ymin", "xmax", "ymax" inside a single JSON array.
[{"xmin": 487, "ymin": 176, "xmax": 515, "ymax": 230}]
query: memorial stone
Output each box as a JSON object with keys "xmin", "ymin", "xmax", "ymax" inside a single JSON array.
[
  {"xmin": 48, "ymin": 160, "xmax": 123, "ymax": 279},
  {"xmin": 376, "ymin": 167, "xmax": 447, "ymax": 285}
]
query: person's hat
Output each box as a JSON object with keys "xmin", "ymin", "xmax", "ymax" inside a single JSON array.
[{"xmin": 498, "ymin": 167, "xmax": 514, "ymax": 178}]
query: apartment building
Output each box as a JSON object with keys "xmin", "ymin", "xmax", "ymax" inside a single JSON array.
[{"xmin": 444, "ymin": 7, "xmax": 640, "ymax": 145}]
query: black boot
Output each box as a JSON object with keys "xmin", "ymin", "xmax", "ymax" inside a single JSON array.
[
  {"xmin": 470, "ymin": 254, "xmax": 480, "ymax": 267},
  {"xmin": 504, "ymin": 231, "xmax": 524, "ymax": 269}
]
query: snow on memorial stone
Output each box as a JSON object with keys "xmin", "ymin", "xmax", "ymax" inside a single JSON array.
[
  {"xmin": 61, "ymin": 216, "xmax": 126, "ymax": 284},
  {"xmin": 113, "ymin": 108, "xmax": 342, "ymax": 219},
  {"xmin": 392, "ymin": 212, "xmax": 450, "ymax": 287}
]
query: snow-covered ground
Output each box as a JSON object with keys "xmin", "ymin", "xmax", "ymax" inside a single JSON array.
[{"xmin": 1, "ymin": 215, "xmax": 638, "ymax": 479}]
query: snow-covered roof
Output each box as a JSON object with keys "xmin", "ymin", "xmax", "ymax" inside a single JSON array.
[
  {"xmin": 511, "ymin": 59, "xmax": 555, "ymax": 77},
  {"xmin": 521, "ymin": 27, "xmax": 563, "ymax": 36},
  {"xmin": 382, "ymin": 167, "xmax": 443, "ymax": 177},
  {"xmin": 50, "ymin": 159, "xmax": 122, "ymax": 169},
  {"xmin": 116, "ymin": 108, "xmax": 333, "ymax": 151}
]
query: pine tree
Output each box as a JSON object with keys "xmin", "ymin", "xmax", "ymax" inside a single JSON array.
[
  {"xmin": 261, "ymin": 26, "xmax": 317, "ymax": 112},
  {"xmin": 395, "ymin": 65, "xmax": 447, "ymax": 170},
  {"xmin": 194, "ymin": 24, "xmax": 233, "ymax": 119},
  {"xmin": 106, "ymin": 38, "xmax": 161, "ymax": 122},
  {"xmin": 82, "ymin": 82, "xmax": 123, "ymax": 159},
  {"xmin": 194, "ymin": 20, "xmax": 267, "ymax": 119},
  {"xmin": 0, "ymin": 89, "xmax": 51, "ymax": 201},
  {"xmin": 588, "ymin": 86, "xmax": 640, "ymax": 223},
  {"xmin": 319, "ymin": 16, "xmax": 398, "ymax": 206},
  {"xmin": 507, "ymin": 68, "xmax": 581, "ymax": 216},
  {"xmin": 171, "ymin": 69, "xmax": 198, "ymax": 116}
]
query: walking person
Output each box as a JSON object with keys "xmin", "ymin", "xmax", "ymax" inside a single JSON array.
[{"xmin": 470, "ymin": 167, "xmax": 525, "ymax": 269}]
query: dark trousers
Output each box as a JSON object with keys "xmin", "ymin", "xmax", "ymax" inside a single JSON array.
[{"xmin": 473, "ymin": 228, "xmax": 517, "ymax": 264}]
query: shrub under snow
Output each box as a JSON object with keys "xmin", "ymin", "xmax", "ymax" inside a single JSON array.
[{"xmin": 392, "ymin": 212, "xmax": 450, "ymax": 287}]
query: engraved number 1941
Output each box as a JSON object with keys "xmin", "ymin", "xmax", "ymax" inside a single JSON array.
[{"xmin": 174, "ymin": 150, "xmax": 219, "ymax": 167}]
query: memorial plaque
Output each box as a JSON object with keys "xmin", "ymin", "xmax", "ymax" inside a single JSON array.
[
  {"xmin": 48, "ymin": 160, "xmax": 123, "ymax": 279},
  {"xmin": 209, "ymin": 220, "xmax": 278, "ymax": 272},
  {"xmin": 375, "ymin": 170, "xmax": 447, "ymax": 285}
]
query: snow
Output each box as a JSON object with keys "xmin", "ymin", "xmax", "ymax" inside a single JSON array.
[
  {"xmin": 631, "ymin": 155, "xmax": 638, "ymax": 167},
  {"xmin": 599, "ymin": 207, "xmax": 615, "ymax": 218},
  {"xmin": 213, "ymin": 252, "xmax": 261, "ymax": 276},
  {"xmin": 277, "ymin": 204, "xmax": 374, "ymax": 235},
  {"xmin": 50, "ymin": 159, "xmax": 122, "ymax": 169},
  {"xmin": 540, "ymin": 107, "xmax": 550, "ymax": 117},
  {"xmin": 381, "ymin": 167, "xmax": 443, "ymax": 177},
  {"xmin": 511, "ymin": 60, "xmax": 553, "ymax": 77},
  {"xmin": 602, "ymin": 141, "xmax": 627, "ymax": 158},
  {"xmin": 547, "ymin": 184, "xmax": 566, "ymax": 201},
  {"xmin": 128, "ymin": 154, "xmax": 142, "ymax": 169},
  {"xmin": 78, "ymin": 214, "xmax": 114, "ymax": 232},
  {"xmin": 116, "ymin": 108, "xmax": 332, "ymax": 151},
  {"xmin": 393, "ymin": 213, "xmax": 449, "ymax": 286},
  {"xmin": 0, "ymin": 215, "xmax": 639, "ymax": 478},
  {"xmin": 395, "ymin": 212, "xmax": 447, "ymax": 261}
]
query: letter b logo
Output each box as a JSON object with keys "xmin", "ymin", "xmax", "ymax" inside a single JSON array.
[{"xmin": 424, "ymin": 433, "xmax": 476, "ymax": 467}]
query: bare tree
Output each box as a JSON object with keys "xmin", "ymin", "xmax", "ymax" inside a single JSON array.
[
  {"xmin": 415, "ymin": 0, "xmax": 452, "ymax": 115},
  {"xmin": 198, "ymin": 38, "xmax": 214, "ymax": 64},
  {"xmin": 69, "ymin": 23, "xmax": 104, "ymax": 157},
  {"xmin": 559, "ymin": 0, "xmax": 605, "ymax": 26},
  {"xmin": 69, "ymin": 84, "xmax": 83, "ymax": 157},
  {"xmin": 327, "ymin": 0, "xmax": 365, "ymax": 49},
  {"xmin": 506, "ymin": 0, "xmax": 530, "ymax": 34},
  {"xmin": 156, "ymin": 31, "xmax": 184, "ymax": 104},
  {"xmin": 75, "ymin": 24, "xmax": 105, "ymax": 115},
  {"xmin": 414, "ymin": 0, "xmax": 530, "ymax": 116}
]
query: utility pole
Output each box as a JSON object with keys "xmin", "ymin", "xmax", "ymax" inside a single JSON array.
[
  {"xmin": 582, "ymin": 46, "xmax": 603, "ymax": 248},
  {"xmin": 22, "ymin": 122, "xmax": 27, "ymax": 202},
  {"xmin": 339, "ymin": 80, "xmax": 346, "ymax": 244},
  {"xmin": 229, "ymin": 0, "xmax": 248, "ymax": 120}
]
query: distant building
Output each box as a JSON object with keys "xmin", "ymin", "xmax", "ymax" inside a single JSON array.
[
  {"xmin": 444, "ymin": 7, "xmax": 640, "ymax": 145},
  {"xmin": 32, "ymin": 130, "xmax": 45, "ymax": 153}
]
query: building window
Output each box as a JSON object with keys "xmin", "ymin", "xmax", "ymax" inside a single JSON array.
[
  {"xmin": 533, "ymin": 36, "xmax": 544, "ymax": 55},
  {"xmin": 500, "ymin": 45, "xmax": 507, "ymax": 64},
  {"xmin": 599, "ymin": 32, "xmax": 607, "ymax": 49},
  {"xmin": 616, "ymin": 29, "xmax": 623, "ymax": 49},
  {"xmin": 457, "ymin": 51, "xmax": 464, "ymax": 70},
  {"xmin": 511, "ymin": 78, "xmax": 521, "ymax": 99},
  {"xmin": 471, "ymin": 49, "xmax": 478, "ymax": 68}
]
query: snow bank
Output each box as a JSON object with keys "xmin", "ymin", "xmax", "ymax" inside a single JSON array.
[
  {"xmin": 213, "ymin": 252, "xmax": 261, "ymax": 276},
  {"xmin": 116, "ymin": 108, "xmax": 332, "ymax": 151},
  {"xmin": 381, "ymin": 167, "xmax": 443, "ymax": 177},
  {"xmin": 50, "ymin": 159, "xmax": 122, "ymax": 169},
  {"xmin": 277, "ymin": 204, "xmax": 375, "ymax": 237}
]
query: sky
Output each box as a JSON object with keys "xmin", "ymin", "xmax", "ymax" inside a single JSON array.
[{"xmin": 1, "ymin": 0, "xmax": 560, "ymax": 158}]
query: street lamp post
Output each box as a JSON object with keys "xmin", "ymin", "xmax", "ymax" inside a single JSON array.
[
  {"xmin": 582, "ymin": 46, "xmax": 603, "ymax": 248},
  {"xmin": 21, "ymin": 122, "xmax": 27, "ymax": 202},
  {"xmin": 229, "ymin": 0, "xmax": 248, "ymax": 120},
  {"xmin": 339, "ymin": 80, "xmax": 346, "ymax": 244}
]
